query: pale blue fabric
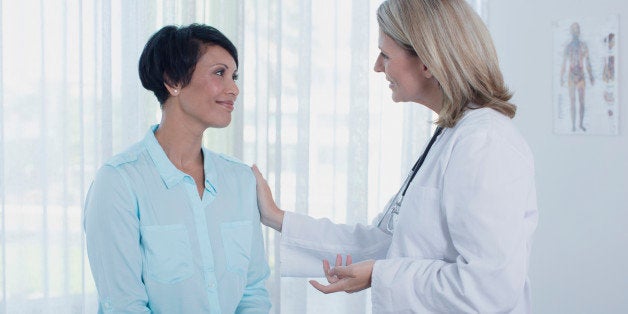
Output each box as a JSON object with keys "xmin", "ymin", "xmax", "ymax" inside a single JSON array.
[{"xmin": 84, "ymin": 125, "xmax": 270, "ymax": 314}]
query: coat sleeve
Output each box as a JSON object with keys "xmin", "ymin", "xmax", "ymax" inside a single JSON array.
[
  {"xmin": 280, "ymin": 212, "xmax": 392, "ymax": 277},
  {"xmin": 84, "ymin": 165, "xmax": 151, "ymax": 313},
  {"xmin": 371, "ymin": 129, "xmax": 537, "ymax": 313}
]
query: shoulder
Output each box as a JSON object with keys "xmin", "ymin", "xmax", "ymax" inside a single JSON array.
[
  {"xmin": 453, "ymin": 108, "xmax": 501, "ymax": 134},
  {"xmin": 104, "ymin": 141, "xmax": 145, "ymax": 168},
  {"xmin": 205, "ymin": 149, "xmax": 254, "ymax": 177},
  {"xmin": 454, "ymin": 108, "xmax": 516, "ymax": 136},
  {"xmin": 452, "ymin": 108, "xmax": 533, "ymax": 162},
  {"xmin": 92, "ymin": 141, "xmax": 148, "ymax": 190},
  {"xmin": 88, "ymin": 163, "xmax": 135, "ymax": 206},
  {"xmin": 217, "ymin": 152, "xmax": 248, "ymax": 167}
]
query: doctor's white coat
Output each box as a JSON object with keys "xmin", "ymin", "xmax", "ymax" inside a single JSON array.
[{"xmin": 280, "ymin": 108, "xmax": 538, "ymax": 314}]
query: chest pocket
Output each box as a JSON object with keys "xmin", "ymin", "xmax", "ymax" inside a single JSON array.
[
  {"xmin": 141, "ymin": 224, "xmax": 194, "ymax": 284},
  {"xmin": 220, "ymin": 221, "xmax": 252, "ymax": 275}
]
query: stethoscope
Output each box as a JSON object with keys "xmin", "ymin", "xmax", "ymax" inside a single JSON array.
[{"xmin": 376, "ymin": 126, "xmax": 444, "ymax": 235}]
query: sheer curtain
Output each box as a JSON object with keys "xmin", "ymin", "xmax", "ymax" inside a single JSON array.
[
  {"xmin": 0, "ymin": 1, "xmax": 242, "ymax": 312},
  {"xmin": 0, "ymin": 0, "xmax": 487, "ymax": 313},
  {"xmin": 239, "ymin": 0, "xmax": 433, "ymax": 313}
]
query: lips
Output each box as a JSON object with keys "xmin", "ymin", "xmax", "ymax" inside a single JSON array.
[{"xmin": 216, "ymin": 100, "xmax": 234, "ymax": 112}]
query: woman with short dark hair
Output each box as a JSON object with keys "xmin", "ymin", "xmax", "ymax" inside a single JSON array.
[{"xmin": 85, "ymin": 24, "xmax": 271, "ymax": 313}]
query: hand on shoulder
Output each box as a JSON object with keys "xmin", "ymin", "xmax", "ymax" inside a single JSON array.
[{"xmin": 251, "ymin": 165, "xmax": 285, "ymax": 231}]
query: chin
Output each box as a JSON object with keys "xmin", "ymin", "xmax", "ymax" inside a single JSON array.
[
  {"xmin": 210, "ymin": 122, "xmax": 231, "ymax": 129},
  {"xmin": 204, "ymin": 114, "xmax": 232, "ymax": 129},
  {"xmin": 214, "ymin": 118, "xmax": 232, "ymax": 129},
  {"xmin": 390, "ymin": 94, "xmax": 404, "ymax": 103}
]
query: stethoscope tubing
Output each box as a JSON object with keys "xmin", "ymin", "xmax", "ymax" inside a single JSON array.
[{"xmin": 376, "ymin": 126, "xmax": 444, "ymax": 232}]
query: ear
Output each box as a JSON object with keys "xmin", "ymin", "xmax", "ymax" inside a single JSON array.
[
  {"xmin": 421, "ymin": 63, "xmax": 433, "ymax": 79},
  {"xmin": 164, "ymin": 82, "xmax": 182, "ymax": 96}
]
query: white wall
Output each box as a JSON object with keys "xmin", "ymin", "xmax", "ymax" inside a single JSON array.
[{"xmin": 487, "ymin": 0, "xmax": 628, "ymax": 313}]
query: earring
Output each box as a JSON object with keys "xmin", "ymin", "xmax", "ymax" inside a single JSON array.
[{"xmin": 173, "ymin": 89, "xmax": 178, "ymax": 94}]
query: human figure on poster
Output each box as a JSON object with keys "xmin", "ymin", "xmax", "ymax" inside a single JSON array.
[{"xmin": 560, "ymin": 22, "xmax": 594, "ymax": 132}]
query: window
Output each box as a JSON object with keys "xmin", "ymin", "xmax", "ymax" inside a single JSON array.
[{"xmin": 0, "ymin": 0, "xmax": 487, "ymax": 312}]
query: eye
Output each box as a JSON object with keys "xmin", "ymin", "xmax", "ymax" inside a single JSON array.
[
  {"xmin": 215, "ymin": 69, "xmax": 225, "ymax": 76},
  {"xmin": 232, "ymin": 73, "xmax": 239, "ymax": 81},
  {"xmin": 379, "ymin": 52, "xmax": 389, "ymax": 60}
]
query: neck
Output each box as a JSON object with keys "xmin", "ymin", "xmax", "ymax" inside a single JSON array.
[
  {"xmin": 155, "ymin": 112, "xmax": 204, "ymax": 170},
  {"xmin": 419, "ymin": 83, "xmax": 444, "ymax": 114}
]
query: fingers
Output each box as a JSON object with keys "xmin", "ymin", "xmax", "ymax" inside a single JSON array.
[
  {"xmin": 324, "ymin": 255, "xmax": 355, "ymax": 284},
  {"xmin": 323, "ymin": 259, "xmax": 331, "ymax": 273},
  {"xmin": 251, "ymin": 164, "xmax": 266, "ymax": 183},
  {"xmin": 309, "ymin": 279, "xmax": 348, "ymax": 294},
  {"xmin": 323, "ymin": 259, "xmax": 339, "ymax": 284},
  {"xmin": 323, "ymin": 254, "xmax": 351, "ymax": 284},
  {"xmin": 309, "ymin": 278, "xmax": 361, "ymax": 294},
  {"xmin": 329, "ymin": 265, "xmax": 351, "ymax": 278},
  {"xmin": 326, "ymin": 255, "xmax": 361, "ymax": 279},
  {"xmin": 313, "ymin": 258, "xmax": 374, "ymax": 294},
  {"xmin": 334, "ymin": 253, "xmax": 351, "ymax": 266},
  {"xmin": 309, "ymin": 280, "xmax": 330, "ymax": 293}
]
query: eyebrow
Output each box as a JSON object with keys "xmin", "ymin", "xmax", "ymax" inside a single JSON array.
[{"xmin": 210, "ymin": 63, "xmax": 238, "ymax": 71}]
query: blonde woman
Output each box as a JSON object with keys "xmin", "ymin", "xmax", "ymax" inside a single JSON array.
[{"xmin": 253, "ymin": 0, "xmax": 538, "ymax": 313}]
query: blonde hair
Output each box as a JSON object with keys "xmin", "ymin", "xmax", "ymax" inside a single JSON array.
[{"xmin": 377, "ymin": 0, "xmax": 515, "ymax": 127}]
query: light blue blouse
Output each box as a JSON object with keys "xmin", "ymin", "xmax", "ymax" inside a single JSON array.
[{"xmin": 84, "ymin": 125, "xmax": 271, "ymax": 313}]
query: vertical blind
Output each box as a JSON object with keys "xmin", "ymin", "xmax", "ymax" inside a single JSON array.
[{"xmin": 0, "ymin": 0, "xmax": 483, "ymax": 313}]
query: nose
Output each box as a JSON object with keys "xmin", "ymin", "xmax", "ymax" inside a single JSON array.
[
  {"xmin": 227, "ymin": 79, "xmax": 239, "ymax": 97},
  {"xmin": 373, "ymin": 54, "xmax": 383, "ymax": 73}
]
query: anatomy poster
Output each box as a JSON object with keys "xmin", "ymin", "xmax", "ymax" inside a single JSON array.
[{"xmin": 553, "ymin": 15, "xmax": 619, "ymax": 135}]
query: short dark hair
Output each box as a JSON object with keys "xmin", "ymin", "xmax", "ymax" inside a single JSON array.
[{"xmin": 138, "ymin": 23, "xmax": 238, "ymax": 104}]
